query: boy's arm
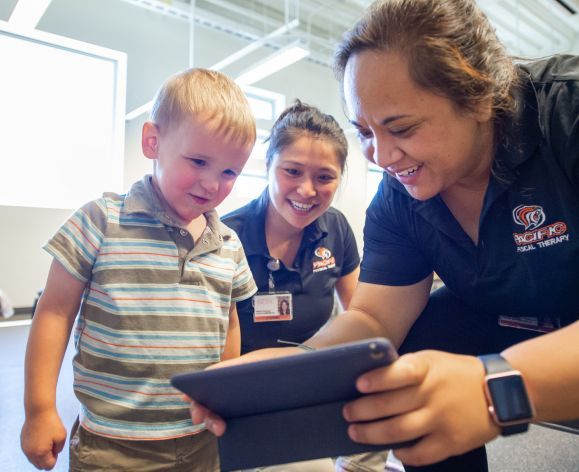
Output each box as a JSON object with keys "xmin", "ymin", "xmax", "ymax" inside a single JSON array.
[
  {"xmin": 21, "ymin": 259, "xmax": 86, "ymax": 470},
  {"xmin": 221, "ymin": 303, "xmax": 241, "ymax": 360}
]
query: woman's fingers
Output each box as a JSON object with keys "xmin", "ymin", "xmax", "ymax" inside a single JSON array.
[
  {"xmin": 346, "ymin": 351, "xmax": 501, "ymax": 466},
  {"xmin": 343, "ymin": 385, "xmax": 423, "ymax": 423},
  {"xmin": 355, "ymin": 353, "xmax": 429, "ymax": 394},
  {"xmin": 347, "ymin": 408, "xmax": 431, "ymax": 446},
  {"xmin": 344, "ymin": 353, "xmax": 429, "ymax": 423}
]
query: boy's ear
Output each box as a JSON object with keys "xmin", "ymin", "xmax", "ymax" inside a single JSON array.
[{"xmin": 142, "ymin": 122, "xmax": 160, "ymax": 159}]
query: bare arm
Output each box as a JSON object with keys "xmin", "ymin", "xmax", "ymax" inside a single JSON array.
[
  {"xmin": 190, "ymin": 275, "xmax": 433, "ymax": 433},
  {"xmin": 21, "ymin": 259, "xmax": 86, "ymax": 470},
  {"xmin": 219, "ymin": 275, "xmax": 432, "ymax": 364},
  {"xmin": 503, "ymin": 321, "xmax": 579, "ymax": 422},
  {"xmin": 310, "ymin": 275, "xmax": 433, "ymax": 349},
  {"xmin": 221, "ymin": 303, "xmax": 241, "ymax": 360},
  {"xmin": 343, "ymin": 321, "xmax": 579, "ymax": 467},
  {"xmin": 334, "ymin": 266, "xmax": 359, "ymax": 310}
]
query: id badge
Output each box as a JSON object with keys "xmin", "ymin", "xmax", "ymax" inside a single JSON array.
[
  {"xmin": 253, "ymin": 292, "xmax": 293, "ymax": 322},
  {"xmin": 498, "ymin": 315, "xmax": 559, "ymax": 333}
]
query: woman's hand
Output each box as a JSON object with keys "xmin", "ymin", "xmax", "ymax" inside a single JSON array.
[{"xmin": 343, "ymin": 350, "xmax": 500, "ymax": 467}]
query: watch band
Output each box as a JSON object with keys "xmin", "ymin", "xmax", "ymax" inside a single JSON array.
[
  {"xmin": 479, "ymin": 354, "xmax": 532, "ymax": 436},
  {"xmin": 479, "ymin": 353, "xmax": 514, "ymax": 375}
]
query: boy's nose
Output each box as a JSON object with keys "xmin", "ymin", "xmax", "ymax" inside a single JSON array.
[{"xmin": 200, "ymin": 176, "xmax": 219, "ymax": 195}]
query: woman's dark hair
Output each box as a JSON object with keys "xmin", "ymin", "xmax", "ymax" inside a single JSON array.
[
  {"xmin": 334, "ymin": 0, "xmax": 520, "ymax": 134},
  {"xmin": 265, "ymin": 100, "xmax": 348, "ymax": 173},
  {"xmin": 278, "ymin": 298, "xmax": 290, "ymax": 315}
]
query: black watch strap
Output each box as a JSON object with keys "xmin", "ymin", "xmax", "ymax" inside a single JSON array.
[
  {"xmin": 479, "ymin": 353, "xmax": 513, "ymax": 374},
  {"xmin": 479, "ymin": 354, "xmax": 531, "ymax": 436}
]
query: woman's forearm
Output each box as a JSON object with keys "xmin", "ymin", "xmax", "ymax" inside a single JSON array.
[{"xmin": 502, "ymin": 320, "xmax": 579, "ymax": 422}]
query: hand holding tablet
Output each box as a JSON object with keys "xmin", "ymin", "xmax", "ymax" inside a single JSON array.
[{"xmin": 172, "ymin": 338, "xmax": 409, "ymax": 470}]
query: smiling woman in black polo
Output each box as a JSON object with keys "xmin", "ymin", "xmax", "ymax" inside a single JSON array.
[
  {"xmin": 222, "ymin": 100, "xmax": 360, "ymax": 355},
  {"xmin": 222, "ymin": 101, "xmax": 394, "ymax": 472}
]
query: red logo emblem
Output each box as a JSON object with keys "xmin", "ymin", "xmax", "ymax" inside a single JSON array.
[
  {"xmin": 512, "ymin": 205, "xmax": 545, "ymax": 231},
  {"xmin": 314, "ymin": 247, "xmax": 332, "ymax": 259},
  {"xmin": 313, "ymin": 247, "xmax": 335, "ymax": 272}
]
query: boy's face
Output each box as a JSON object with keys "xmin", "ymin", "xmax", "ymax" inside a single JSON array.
[{"xmin": 142, "ymin": 117, "xmax": 253, "ymax": 224}]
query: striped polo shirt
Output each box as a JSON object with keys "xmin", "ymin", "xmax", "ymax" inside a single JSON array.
[{"xmin": 45, "ymin": 176, "xmax": 257, "ymax": 440}]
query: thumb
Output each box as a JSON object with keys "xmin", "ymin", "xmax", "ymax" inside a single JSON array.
[{"xmin": 53, "ymin": 436, "xmax": 65, "ymax": 455}]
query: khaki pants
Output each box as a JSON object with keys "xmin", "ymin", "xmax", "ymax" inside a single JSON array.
[
  {"xmin": 239, "ymin": 451, "xmax": 390, "ymax": 472},
  {"xmin": 336, "ymin": 451, "xmax": 390, "ymax": 471},
  {"xmin": 69, "ymin": 419, "xmax": 219, "ymax": 472},
  {"xmin": 239, "ymin": 458, "xmax": 335, "ymax": 471}
]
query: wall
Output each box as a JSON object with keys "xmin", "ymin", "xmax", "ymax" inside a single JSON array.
[
  {"xmin": 0, "ymin": 0, "xmax": 369, "ymax": 307},
  {"xmin": 6, "ymin": 0, "xmax": 574, "ymax": 308}
]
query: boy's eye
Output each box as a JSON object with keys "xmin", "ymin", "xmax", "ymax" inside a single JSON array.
[
  {"xmin": 223, "ymin": 169, "xmax": 238, "ymax": 179},
  {"xmin": 189, "ymin": 158, "xmax": 206, "ymax": 167}
]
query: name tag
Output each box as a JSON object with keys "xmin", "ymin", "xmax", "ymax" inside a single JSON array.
[
  {"xmin": 498, "ymin": 315, "xmax": 559, "ymax": 333},
  {"xmin": 253, "ymin": 292, "xmax": 293, "ymax": 322}
]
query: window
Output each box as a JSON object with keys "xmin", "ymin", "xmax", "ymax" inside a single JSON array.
[
  {"xmin": 366, "ymin": 163, "xmax": 384, "ymax": 207},
  {"xmin": 219, "ymin": 86, "xmax": 285, "ymax": 213},
  {"xmin": 0, "ymin": 22, "xmax": 126, "ymax": 210}
]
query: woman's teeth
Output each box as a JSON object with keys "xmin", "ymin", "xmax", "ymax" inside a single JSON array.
[
  {"xmin": 396, "ymin": 164, "xmax": 422, "ymax": 177},
  {"xmin": 290, "ymin": 200, "xmax": 314, "ymax": 212}
]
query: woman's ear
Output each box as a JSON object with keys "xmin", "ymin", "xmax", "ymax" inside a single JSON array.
[
  {"xmin": 472, "ymin": 98, "xmax": 493, "ymax": 123},
  {"xmin": 142, "ymin": 121, "xmax": 160, "ymax": 159}
]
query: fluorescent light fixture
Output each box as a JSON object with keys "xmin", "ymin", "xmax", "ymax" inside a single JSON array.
[
  {"xmin": 236, "ymin": 41, "xmax": 309, "ymax": 85},
  {"xmin": 9, "ymin": 0, "xmax": 53, "ymax": 29}
]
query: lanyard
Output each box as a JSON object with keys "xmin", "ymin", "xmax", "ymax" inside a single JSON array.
[{"xmin": 266, "ymin": 258, "xmax": 280, "ymax": 293}]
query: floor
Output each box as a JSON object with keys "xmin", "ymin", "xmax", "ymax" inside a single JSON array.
[
  {"xmin": 1, "ymin": 323, "xmax": 578, "ymax": 472},
  {"xmin": 1, "ymin": 323, "xmax": 76, "ymax": 472}
]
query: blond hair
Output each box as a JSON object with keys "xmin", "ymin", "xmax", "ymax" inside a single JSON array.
[{"xmin": 150, "ymin": 68, "xmax": 256, "ymax": 146}]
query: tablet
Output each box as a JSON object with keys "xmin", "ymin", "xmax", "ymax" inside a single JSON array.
[{"xmin": 172, "ymin": 338, "xmax": 407, "ymax": 470}]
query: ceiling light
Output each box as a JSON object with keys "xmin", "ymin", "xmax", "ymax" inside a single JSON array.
[
  {"xmin": 9, "ymin": 0, "xmax": 53, "ymax": 29},
  {"xmin": 236, "ymin": 41, "xmax": 309, "ymax": 86}
]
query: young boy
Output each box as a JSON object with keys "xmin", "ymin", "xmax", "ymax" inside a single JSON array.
[{"xmin": 21, "ymin": 69, "xmax": 257, "ymax": 471}]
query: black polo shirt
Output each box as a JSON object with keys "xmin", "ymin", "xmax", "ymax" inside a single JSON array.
[
  {"xmin": 223, "ymin": 189, "xmax": 360, "ymax": 353},
  {"xmin": 361, "ymin": 55, "xmax": 579, "ymax": 325}
]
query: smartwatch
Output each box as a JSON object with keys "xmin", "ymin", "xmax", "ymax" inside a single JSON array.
[{"xmin": 478, "ymin": 354, "xmax": 535, "ymax": 436}]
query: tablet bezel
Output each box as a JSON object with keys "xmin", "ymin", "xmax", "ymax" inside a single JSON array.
[{"xmin": 171, "ymin": 337, "xmax": 397, "ymax": 418}]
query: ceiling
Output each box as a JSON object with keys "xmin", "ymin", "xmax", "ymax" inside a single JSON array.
[{"xmin": 120, "ymin": 0, "xmax": 579, "ymax": 68}]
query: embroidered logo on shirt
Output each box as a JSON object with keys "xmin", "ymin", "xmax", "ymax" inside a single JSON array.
[
  {"xmin": 313, "ymin": 246, "xmax": 336, "ymax": 272},
  {"xmin": 512, "ymin": 205, "xmax": 545, "ymax": 230},
  {"xmin": 512, "ymin": 204, "xmax": 569, "ymax": 253}
]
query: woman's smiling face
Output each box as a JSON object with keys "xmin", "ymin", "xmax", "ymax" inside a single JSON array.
[
  {"xmin": 343, "ymin": 49, "xmax": 495, "ymax": 200},
  {"xmin": 267, "ymin": 135, "xmax": 342, "ymax": 231}
]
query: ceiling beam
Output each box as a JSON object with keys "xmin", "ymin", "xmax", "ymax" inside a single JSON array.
[{"xmin": 9, "ymin": 0, "xmax": 53, "ymax": 29}]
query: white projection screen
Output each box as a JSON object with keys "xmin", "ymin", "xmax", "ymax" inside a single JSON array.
[{"xmin": 0, "ymin": 21, "xmax": 126, "ymax": 209}]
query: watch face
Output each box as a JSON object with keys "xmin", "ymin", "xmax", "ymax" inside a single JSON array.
[{"xmin": 487, "ymin": 374, "xmax": 533, "ymax": 423}]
